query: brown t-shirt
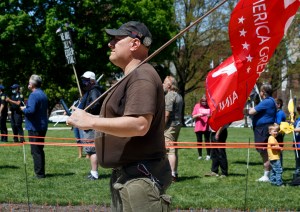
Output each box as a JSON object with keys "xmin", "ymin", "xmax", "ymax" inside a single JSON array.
[{"xmin": 95, "ymin": 63, "xmax": 166, "ymax": 168}]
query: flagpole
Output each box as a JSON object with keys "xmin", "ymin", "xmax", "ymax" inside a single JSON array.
[
  {"xmin": 97, "ymin": 74, "xmax": 104, "ymax": 83},
  {"xmin": 72, "ymin": 64, "xmax": 82, "ymax": 97},
  {"xmin": 254, "ymin": 84, "xmax": 261, "ymax": 102},
  {"xmin": 84, "ymin": 0, "xmax": 228, "ymax": 111}
]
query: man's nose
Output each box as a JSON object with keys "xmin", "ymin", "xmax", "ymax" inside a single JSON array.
[{"xmin": 108, "ymin": 42, "xmax": 113, "ymax": 48}]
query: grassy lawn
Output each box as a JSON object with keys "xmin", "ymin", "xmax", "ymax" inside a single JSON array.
[{"xmin": 0, "ymin": 124, "xmax": 299, "ymax": 210}]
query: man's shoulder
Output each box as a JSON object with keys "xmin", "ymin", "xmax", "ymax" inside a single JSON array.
[
  {"xmin": 138, "ymin": 63, "xmax": 155, "ymax": 71},
  {"xmin": 165, "ymin": 91, "xmax": 179, "ymax": 103},
  {"xmin": 91, "ymin": 85, "xmax": 103, "ymax": 93},
  {"xmin": 32, "ymin": 89, "xmax": 47, "ymax": 99},
  {"xmin": 133, "ymin": 63, "xmax": 158, "ymax": 79},
  {"xmin": 256, "ymin": 98, "xmax": 274, "ymax": 109},
  {"xmin": 165, "ymin": 91, "xmax": 173, "ymax": 98},
  {"xmin": 167, "ymin": 90, "xmax": 180, "ymax": 98},
  {"xmin": 264, "ymin": 97, "xmax": 276, "ymax": 105},
  {"xmin": 261, "ymin": 98, "xmax": 271, "ymax": 103}
]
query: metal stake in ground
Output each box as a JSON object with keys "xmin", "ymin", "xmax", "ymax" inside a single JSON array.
[
  {"xmin": 244, "ymin": 138, "xmax": 250, "ymax": 211},
  {"xmin": 22, "ymin": 144, "xmax": 31, "ymax": 212}
]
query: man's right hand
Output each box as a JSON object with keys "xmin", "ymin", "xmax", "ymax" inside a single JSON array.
[{"xmin": 66, "ymin": 106, "xmax": 94, "ymax": 130}]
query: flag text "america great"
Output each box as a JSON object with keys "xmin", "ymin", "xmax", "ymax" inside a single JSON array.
[{"xmin": 253, "ymin": 0, "xmax": 271, "ymax": 74}]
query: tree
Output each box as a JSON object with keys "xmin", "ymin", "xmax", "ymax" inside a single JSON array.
[
  {"xmin": 0, "ymin": 0, "xmax": 176, "ymax": 112},
  {"xmin": 170, "ymin": 0, "xmax": 236, "ymax": 116}
]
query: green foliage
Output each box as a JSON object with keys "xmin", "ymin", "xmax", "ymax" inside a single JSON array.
[
  {"xmin": 0, "ymin": 126, "xmax": 300, "ymax": 210},
  {"xmin": 0, "ymin": 0, "xmax": 176, "ymax": 109}
]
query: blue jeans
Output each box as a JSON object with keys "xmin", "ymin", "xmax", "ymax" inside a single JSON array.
[
  {"xmin": 270, "ymin": 159, "xmax": 283, "ymax": 186},
  {"xmin": 73, "ymin": 127, "xmax": 82, "ymax": 143}
]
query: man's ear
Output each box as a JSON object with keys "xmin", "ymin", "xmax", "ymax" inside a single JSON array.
[{"xmin": 130, "ymin": 38, "xmax": 141, "ymax": 50}]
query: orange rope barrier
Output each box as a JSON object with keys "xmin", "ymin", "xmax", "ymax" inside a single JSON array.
[
  {"xmin": 1, "ymin": 133, "xmax": 299, "ymax": 150},
  {"xmin": 0, "ymin": 133, "xmax": 94, "ymax": 142}
]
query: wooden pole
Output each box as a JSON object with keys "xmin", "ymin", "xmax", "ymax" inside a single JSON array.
[{"xmin": 72, "ymin": 64, "xmax": 82, "ymax": 97}]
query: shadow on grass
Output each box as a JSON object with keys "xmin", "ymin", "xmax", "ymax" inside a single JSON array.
[
  {"xmin": 0, "ymin": 165, "xmax": 19, "ymax": 169},
  {"xmin": 40, "ymin": 173, "xmax": 111, "ymax": 179},
  {"xmin": 232, "ymin": 160, "xmax": 261, "ymax": 166},
  {"xmin": 177, "ymin": 175, "xmax": 199, "ymax": 182},
  {"xmin": 46, "ymin": 172, "xmax": 75, "ymax": 178},
  {"xmin": 283, "ymin": 167, "xmax": 295, "ymax": 171},
  {"xmin": 98, "ymin": 173, "xmax": 111, "ymax": 179},
  {"xmin": 228, "ymin": 173, "xmax": 246, "ymax": 177}
]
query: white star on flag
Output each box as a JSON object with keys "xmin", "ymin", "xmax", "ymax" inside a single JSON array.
[
  {"xmin": 238, "ymin": 16, "xmax": 245, "ymax": 24},
  {"xmin": 246, "ymin": 54, "xmax": 253, "ymax": 62},
  {"xmin": 242, "ymin": 42, "xmax": 250, "ymax": 50},
  {"xmin": 239, "ymin": 29, "xmax": 247, "ymax": 37}
]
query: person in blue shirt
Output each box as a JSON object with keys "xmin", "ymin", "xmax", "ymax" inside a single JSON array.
[
  {"xmin": 21, "ymin": 74, "xmax": 48, "ymax": 179},
  {"xmin": 293, "ymin": 106, "xmax": 300, "ymax": 177},
  {"xmin": 248, "ymin": 83, "xmax": 277, "ymax": 182}
]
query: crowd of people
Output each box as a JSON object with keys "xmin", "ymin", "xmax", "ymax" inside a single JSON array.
[
  {"xmin": 187, "ymin": 83, "xmax": 300, "ymax": 188},
  {"xmin": 0, "ymin": 75, "xmax": 48, "ymax": 179},
  {"xmin": 0, "ymin": 72, "xmax": 103, "ymax": 180}
]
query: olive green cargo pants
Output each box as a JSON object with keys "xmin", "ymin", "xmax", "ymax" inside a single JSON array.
[{"xmin": 110, "ymin": 158, "xmax": 172, "ymax": 212}]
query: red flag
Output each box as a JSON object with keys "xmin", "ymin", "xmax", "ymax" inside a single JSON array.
[{"xmin": 206, "ymin": 0, "xmax": 300, "ymax": 131}]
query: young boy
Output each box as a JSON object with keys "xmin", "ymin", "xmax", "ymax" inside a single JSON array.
[{"xmin": 267, "ymin": 123, "xmax": 283, "ymax": 186}]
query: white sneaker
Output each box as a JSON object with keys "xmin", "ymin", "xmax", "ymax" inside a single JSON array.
[
  {"xmin": 256, "ymin": 176, "xmax": 270, "ymax": 182},
  {"xmin": 205, "ymin": 156, "xmax": 211, "ymax": 160},
  {"xmin": 198, "ymin": 156, "xmax": 202, "ymax": 160}
]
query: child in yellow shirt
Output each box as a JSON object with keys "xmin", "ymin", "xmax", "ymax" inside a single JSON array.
[{"xmin": 267, "ymin": 123, "xmax": 283, "ymax": 186}]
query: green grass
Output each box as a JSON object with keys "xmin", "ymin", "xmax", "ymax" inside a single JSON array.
[{"xmin": 0, "ymin": 124, "xmax": 299, "ymax": 210}]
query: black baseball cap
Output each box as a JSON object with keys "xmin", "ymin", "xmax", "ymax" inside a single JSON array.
[
  {"xmin": 11, "ymin": 84, "xmax": 20, "ymax": 89},
  {"xmin": 105, "ymin": 21, "xmax": 152, "ymax": 47}
]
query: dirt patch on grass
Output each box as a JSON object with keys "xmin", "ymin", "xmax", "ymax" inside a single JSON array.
[
  {"xmin": 1, "ymin": 204, "xmax": 244, "ymax": 211},
  {"xmin": 0, "ymin": 203, "xmax": 111, "ymax": 211}
]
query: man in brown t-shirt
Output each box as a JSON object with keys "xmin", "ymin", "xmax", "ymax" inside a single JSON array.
[{"xmin": 67, "ymin": 21, "xmax": 172, "ymax": 211}]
